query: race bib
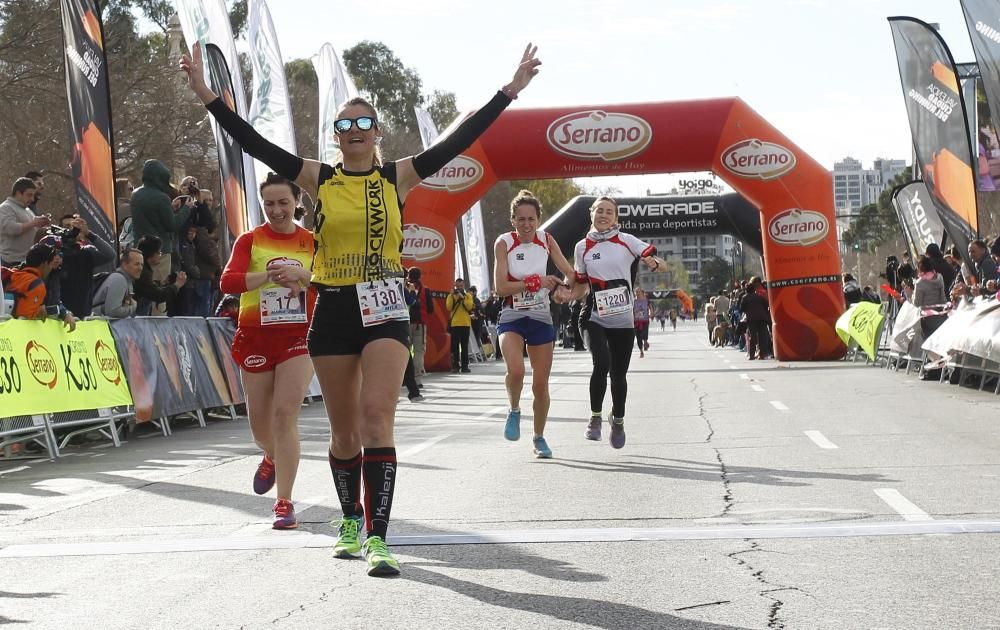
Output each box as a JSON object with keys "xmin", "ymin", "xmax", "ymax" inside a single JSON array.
[
  {"xmin": 357, "ymin": 278, "xmax": 409, "ymax": 327},
  {"xmin": 512, "ymin": 289, "xmax": 546, "ymax": 311},
  {"xmin": 595, "ymin": 286, "xmax": 632, "ymax": 318},
  {"xmin": 260, "ymin": 287, "xmax": 306, "ymax": 325}
]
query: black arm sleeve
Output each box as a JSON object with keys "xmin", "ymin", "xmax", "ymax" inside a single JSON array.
[
  {"xmin": 205, "ymin": 98, "xmax": 304, "ymax": 181},
  {"xmin": 412, "ymin": 91, "xmax": 512, "ymax": 179}
]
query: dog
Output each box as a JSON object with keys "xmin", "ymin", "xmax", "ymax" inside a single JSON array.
[{"xmin": 712, "ymin": 322, "xmax": 729, "ymax": 347}]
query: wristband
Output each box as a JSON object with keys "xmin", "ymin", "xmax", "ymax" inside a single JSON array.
[{"xmin": 523, "ymin": 274, "xmax": 542, "ymax": 293}]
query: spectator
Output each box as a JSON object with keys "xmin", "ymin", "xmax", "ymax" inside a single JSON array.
[
  {"xmin": 134, "ymin": 235, "xmax": 187, "ymax": 316},
  {"xmin": 924, "ymin": 243, "xmax": 956, "ymax": 292},
  {"xmin": 24, "ymin": 170, "xmax": 45, "ymax": 214},
  {"xmin": 967, "ymin": 238, "xmax": 998, "ymax": 295},
  {"xmin": 130, "ymin": 160, "xmax": 191, "ymax": 295},
  {"xmin": 912, "ymin": 256, "xmax": 946, "ymax": 308},
  {"xmin": 405, "ymin": 267, "xmax": 432, "ymax": 376},
  {"xmin": 740, "ymin": 276, "xmax": 771, "ymax": 360},
  {"xmin": 861, "ymin": 285, "xmax": 881, "ymax": 304},
  {"xmin": 446, "ymin": 277, "xmax": 474, "ymax": 373},
  {"xmin": 842, "ymin": 273, "xmax": 862, "ymax": 305},
  {"xmin": 49, "ymin": 214, "xmax": 115, "ymax": 317},
  {"xmin": 192, "ymin": 223, "xmax": 222, "ymax": 317},
  {"xmin": 92, "ymin": 247, "xmax": 144, "ymax": 318},
  {"xmin": 214, "ymin": 294, "xmax": 239, "ymax": 324},
  {"xmin": 897, "ymin": 252, "xmax": 915, "ymax": 285},
  {"xmin": 484, "ymin": 289, "xmax": 504, "ymax": 357},
  {"xmin": 5, "ymin": 242, "xmax": 76, "ymax": 330},
  {"xmin": 469, "ymin": 285, "xmax": 486, "ymax": 354},
  {"xmin": 0, "ymin": 177, "xmax": 48, "ymax": 267},
  {"xmin": 171, "ymin": 225, "xmax": 201, "ymax": 316}
]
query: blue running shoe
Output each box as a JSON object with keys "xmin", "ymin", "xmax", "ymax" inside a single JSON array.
[
  {"xmin": 504, "ymin": 409, "xmax": 521, "ymax": 441},
  {"xmin": 532, "ymin": 436, "xmax": 552, "ymax": 459}
]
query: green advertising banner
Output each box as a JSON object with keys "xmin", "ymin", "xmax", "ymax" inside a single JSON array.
[
  {"xmin": 835, "ymin": 302, "xmax": 886, "ymax": 360},
  {"xmin": 0, "ymin": 319, "xmax": 132, "ymax": 417}
]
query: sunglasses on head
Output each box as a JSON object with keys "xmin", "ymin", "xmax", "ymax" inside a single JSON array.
[{"xmin": 334, "ymin": 116, "xmax": 377, "ymax": 133}]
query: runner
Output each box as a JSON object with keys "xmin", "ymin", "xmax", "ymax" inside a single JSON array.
[
  {"xmin": 495, "ymin": 190, "xmax": 574, "ymax": 458},
  {"xmin": 669, "ymin": 307, "xmax": 678, "ymax": 331},
  {"xmin": 569, "ymin": 197, "xmax": 664, "ymax": 448},
  {"xmin": 183, "ymin": 42, "xmax": 540, "ymax": 576},
  {"xmin": 633, "ymin": 289, "xmax": 652, "ymax": 357},
  {"xmin": 219, "ymin": 173, "xmax": 315, "ymax": 530}
]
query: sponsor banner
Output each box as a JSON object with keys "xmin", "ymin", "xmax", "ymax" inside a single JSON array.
[
  {"xmin": 546, "ymin": 110, "xmax": 652, "ymax": 161},
  {"xmin": 962, "ymin": 0, "xmax": 1000, "ymax": 155},
  {"xmin": 248, "ymin": 0, "xmax": 296, "ymax": 219},
  {"xmin": 0, "ymin": 319, "xmax": 132, "ymax": 418},
  {"xmin": 59, "ymin": 0, "xmax": 117, "ymax": 248},
  {"xmin": 891, "ymin": 181, "xmax": 943, "ymax": 259},
  {"xmin": 721, "ymin": 139, "xmax": 797, "ymax": 180},
  {"xmin": 402, "ymin": 224, "xmax": 447, "ymax": 262},
  {"xmin": 834, "ymin": 302, "xmax": 885, "ymax": 361},
  {"xmin": 110, "ymin": 318, "xmax": 229, "ymax": 422},
  {"xmin": 420, "ymin": 156, "xmax": 485, "ymax": 193},
  {"xmin": 767, "ymin": 208, "xmax": 829, "ymax": 247},
  {"xmin": 768, "ymin": 275, "xmax": 842, "ymax": 290},
  {"xmin": 314, "ymin": 43, "xmax": 359, "ymax": 164},
  {"xmin": 889, "ymin": 16, "xmax": 979, "ymax": 272},
  {"xmin": 206, "ymin": 318, "xmax": 245, "ymax": 405}
]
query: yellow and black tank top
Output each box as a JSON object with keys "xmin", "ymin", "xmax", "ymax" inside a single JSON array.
[{"xmin": 311, "ymin": 162, "xmax": 405, "ymax": 286}]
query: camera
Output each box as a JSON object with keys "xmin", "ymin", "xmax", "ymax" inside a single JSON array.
[{"xmin": 46, "ymin": 225, "xmax": 81, "ymax": 252}]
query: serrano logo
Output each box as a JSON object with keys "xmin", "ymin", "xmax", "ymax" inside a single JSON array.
[
  {"xmin": 266, "ymin": 256, "xmax": 303, "ymax": 270},
  {"xmin": 768, "ymin": 209, "xmax": 829, "ymax": 247},
  {"xmin": 25, "ymin": 340, "xmax": 57, "ymax": 389},
  {"xmin": 401, "ymin": 224, "xmax": 446, "ymax": 262},
  {"xmin": 244, "ymin": 355, "xmax": 267, "ymax": 369},
  {"xmin": 546, "ymin": 110, "xmax": 652, "ymax": 161},
  {"xmin": 95, "ymin": 339, "xmax": 122, "ymax": 386},
  {"xmin": 722, "ymin": 139, "xmax": 797, "ymax": 180},
  {"xmin": 420, "ymin": 156, "xmax": 484, "ymax": 193}
]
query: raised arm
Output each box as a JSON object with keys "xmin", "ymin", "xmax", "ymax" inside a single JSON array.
[
  {"xmin": 394, "ymin": 44, "xmax": 542, "ymax": 200},
  {"xmin": 180, "ymin": 43, "xmax": 322, "ymax": 199}
]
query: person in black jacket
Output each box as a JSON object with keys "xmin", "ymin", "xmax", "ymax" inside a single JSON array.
[
  {"xmin": 134, "ymin": 235, "xmax": 187, "ymax": 315},
  {"xmin": 41, "ymin": 215, "xmax": 115, "ymax": 317},
  {"xmin": 740, "ymin": 276, "xmax": 771, "ymax": 360},
  {"xmin": 924, "ymin": 243, "xmax": 957, "ymax": 292}
]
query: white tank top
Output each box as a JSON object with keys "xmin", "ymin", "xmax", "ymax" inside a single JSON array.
[{"xmin": 496, "ymin": 229, "xmax": 552, "ymax": 324}]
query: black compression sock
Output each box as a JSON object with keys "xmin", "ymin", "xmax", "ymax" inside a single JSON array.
[
  {"xmin": 362, "ymin": 447, "xmax": 397, "ymax": 539},
  {"xmin": 329, "ymin": 451, "xmax": 363, "ymax": 518}
]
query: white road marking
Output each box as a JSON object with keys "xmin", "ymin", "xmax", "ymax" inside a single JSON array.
[
  {"xmin": 751, "ymin": 384, "xmax": 765, "ymax": 392},
  {"xmin": 874, "ymin": 489, "xmax": 933, "ymax": 522},
  {"xmin": 473, "ymin": 406, "xmax": 507, "ymax": 421},
  {"xmin": 770, "ymin": 401, "xmax": 789, "ymax": 411},
  {"xmin": 400, "ymin": 434, "xmax": 451, "ymax": 457},
  {"xmin": 804, "ymin": 430, "xmax": 838, "ymax": 449},
  {"xmin": 739, "ymin": 373, "xmax": 750, "ymax": 380},
  {"xmin": 4, "ymin": 519, "xmax": 995, "ymax": 557},
  {"xmin": 728, "ymin": 366, "xmax": 738, "ymax": 370}
]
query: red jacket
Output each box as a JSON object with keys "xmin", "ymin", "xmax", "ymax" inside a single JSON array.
[{"xmin": 6, "ymin": 267, "xmax": 47, "ymax": 319}]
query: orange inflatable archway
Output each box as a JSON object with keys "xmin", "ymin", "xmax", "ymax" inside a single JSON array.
[{"xmin": 403, "ymin": 98, "xmax": 846, "ymax": 369}]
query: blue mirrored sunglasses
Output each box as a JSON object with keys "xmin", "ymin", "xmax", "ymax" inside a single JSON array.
[{"xmin": 334, "ymin": 116, "xmax": 377, "ymax": 133}]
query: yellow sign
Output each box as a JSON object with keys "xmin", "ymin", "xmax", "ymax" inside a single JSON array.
[
  {"xmin": 835, "ymin": 302, "xmax": 885, "ymax": 360},
  {"xmin": 0, "ymin": 319, "xmax": 133, "ymax": 417}
]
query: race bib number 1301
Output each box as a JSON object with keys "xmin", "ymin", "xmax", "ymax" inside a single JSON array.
[{"xmin": 356, "ymin": 278, "xmax": 409, "ymax": 327}]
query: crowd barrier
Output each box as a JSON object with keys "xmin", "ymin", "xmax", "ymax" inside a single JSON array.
[
  {"xmin": 840, "ymin": 299, "xmax": 1000, "ymax": 395},
  {"xmin": 0, "ymin": 316, "xmax": 247, "ymax": 459}
]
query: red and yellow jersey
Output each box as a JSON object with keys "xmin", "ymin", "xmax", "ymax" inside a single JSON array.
[{"xmin": 220, "ymin": 223, "xmax": 316, "ymax": 330}]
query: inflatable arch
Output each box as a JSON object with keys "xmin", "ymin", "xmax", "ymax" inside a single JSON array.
[{"xmin": 402, "ymin": 98, "xmax": 846, "ymax": 369}]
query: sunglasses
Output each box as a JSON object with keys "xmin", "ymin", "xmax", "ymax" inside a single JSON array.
[{"xmin": 334, "ymin": 116, "xmax": 377, "ymax": 133}]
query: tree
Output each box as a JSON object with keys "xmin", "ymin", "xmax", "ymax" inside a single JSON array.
[
  {"xmin": 342, "ymin": 41, "xmax": 423, "ymax": 135},
  {"xmin": 698, "ymin": 255, "xmax": 732, "ymax": 295},
  {"xmin": 285, "ymin": 58, "xmax": 318, "ymax": 162},
  {"xmin": 426, "ymin": 89, "xmax": 458, "ymax": 130}
]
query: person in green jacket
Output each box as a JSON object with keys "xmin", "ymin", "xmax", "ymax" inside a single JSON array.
[{"xmin": 129, "ymin": 160, "xmax": 192, "ymax": 299}]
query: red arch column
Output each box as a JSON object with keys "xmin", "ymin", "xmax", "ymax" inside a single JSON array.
[{"xmin": 403, "ymin": 98, "xmax": 846, "ymax": 369}]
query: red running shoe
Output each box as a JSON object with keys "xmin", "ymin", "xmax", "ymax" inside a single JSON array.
[
  {"xmin": 253, "ymin": 455, "xmax": 276, "ymax": 495},
  {"xmin": 272, "ymin": 498, "xmax": 297, "ymax": 529}
]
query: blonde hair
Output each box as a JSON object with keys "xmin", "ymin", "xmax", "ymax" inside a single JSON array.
[
  {"xmin": 334, "ymin": 97, "xmax": 383, "ymax": 167},
  {"xmin": 510, "ymin": 189, "xmax": 541, "ymax": 218}
]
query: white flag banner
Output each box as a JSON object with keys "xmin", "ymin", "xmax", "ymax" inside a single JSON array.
[
  {"xmin": 248, "ymin": 0, "xmax": 296, "ymax": 204},
  {"xmin": 313, "ymin": 43, "xmax": 358, "ymax": 164},
  {"xmin": 414, "ymin": 107, "xmax": 491, "ymax": 293}
]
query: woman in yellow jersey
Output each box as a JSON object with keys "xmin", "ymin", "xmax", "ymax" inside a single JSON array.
[
  {"xmin": 220, "ymin": 174, "xmax": 315, "ymax": 530},
  {"xmin": 182, "ymin": 42, "xmax": 540, "ymax": 577}
]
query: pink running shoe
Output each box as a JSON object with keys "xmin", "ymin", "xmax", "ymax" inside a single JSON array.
[
  {"xmin": 272, "ymin": 498, "xmax": 297, "ymax": 529},
  {"xmin": 253, "ymin": 455, "xmax": 276, "ymax": 495}
]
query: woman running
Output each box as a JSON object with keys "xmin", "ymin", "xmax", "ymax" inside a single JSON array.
[
  {"xmin": 219, "ymin": 174, "xmax": 315, "ymax": 529},
  {"xmin": 633, "ymin": 289, "xmax": 652, "ymax": 357},
  {"xmin": 569, "ymin": 197, "xmax": 664, "ymax": 449},
  {"xmin": 183, "ymin": 42, "xmax": 540, "ymax": 576},
  {"xmin": 495, "ymin": 190, "xmax": 574, "ymax": 458}
]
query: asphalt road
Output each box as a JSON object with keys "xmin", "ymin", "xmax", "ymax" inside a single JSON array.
[{"xmin": 2, "ymin": 319, "xmax": 999, "ymax": 629}]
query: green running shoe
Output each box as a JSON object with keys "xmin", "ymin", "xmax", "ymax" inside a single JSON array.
[
  {"xmin": 332, "ymin": 515, "xmax": 363, "ymax": 558},
  {"xmin": 362, "ymin": 536, "xmax": 400, "ymax": 577}
]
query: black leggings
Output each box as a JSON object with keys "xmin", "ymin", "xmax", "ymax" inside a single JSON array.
[
  {"xmin": 635, "ymin": 320, "xmax": 649, "ymax": 350},
  {"xmin": 587, "ymin": 322, "xmax": 635, "ymax": 419}
]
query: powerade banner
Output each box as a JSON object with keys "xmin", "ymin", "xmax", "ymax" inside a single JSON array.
[
  {"xmin": 0, "ymin": 319, "xmax": 132, "ymax": 417},
  {"xmin": 59, "ymin": 0, "xmax": 116, "ymax": 247},
  {"xmin": 891, "ymin": 181, "xmax": 944, "ymax": 259},
  {"xmin": 835, "ymin": 302, "xmax": 885, "ymax": 361},
  {"xmin": 206, "ymin": 317, "xmax": 245, "ymax": 405},
  {"xmin": 889, "ymin": 16, "xmax": 979, "ymax": 272},
  {"xmin": 205, "ymin": 43, "xmax": 249, "ymax": 254},
  {"xmin": 248, "ymin": 0, "xmax": 296, "ymax": 222},
  {"xmin": 314, "ymin": 43, "xmax": 358, "ymax": 164},
  {"xmin": 961, "ymin": 0, "xmax": 1000, "ymax": 146},
  {"xmin": 110, "ymin": 318, "xmax": 230, "ymax": 422}
]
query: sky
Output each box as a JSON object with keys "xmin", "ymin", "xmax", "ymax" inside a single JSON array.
[{"xmin": 261, "ymin": 0, "xmax": 977, "ymax": 197}]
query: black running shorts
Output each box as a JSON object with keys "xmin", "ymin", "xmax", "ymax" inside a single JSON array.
[{"xmin": 308, "ymin": 285, "xmax": 411, "ymax": 356}]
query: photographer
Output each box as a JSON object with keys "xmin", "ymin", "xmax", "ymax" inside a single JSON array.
[
  {"xmin": 45, "ymin": 214, "xmax": 115, "ymax": 317},
  {"xmin": 133, "ymin": 235, "xmax": 187, "ymax": 316},
  {"xmin": 130, "ymin": 160, "xmax": 191, "ymax": 300},
  {"xmin": 446, "ymin": 277, "xmax": 475, "ymax": 373},
  {"xmin": 0, "ymin": 177, "xmax": 48, "ymax": 267}
]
